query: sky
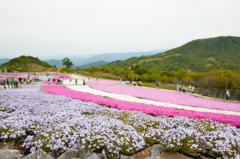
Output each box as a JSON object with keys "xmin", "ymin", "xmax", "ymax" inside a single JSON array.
[{"xmin": 0, "ymin": 0, "xmax": 240, "ymax": 58}]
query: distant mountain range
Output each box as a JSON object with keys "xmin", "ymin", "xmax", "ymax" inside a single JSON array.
[
  {"xmin": 44, "ymin": 59, "xmax": 63, "ymax": 67},
  {"xmin": 77, "ymin": 50, "xmax": 166, "ymax": 65},
  {"xmin": 106, "ymin": 36, "xmax": 240, "ymax": 72},
  {"xmin": 77, "ymin": 60, "xmax": 109, "ymax": 69},
  {"xmin": 0, "ymin": 49, "xmax": 167, "ymax": 69},
  {"xmin": 42, "ymin": 49, "xmax": 166, "ymax": 68}
]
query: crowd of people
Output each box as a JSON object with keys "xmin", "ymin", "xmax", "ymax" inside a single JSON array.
[
  {"xmin": 0, "ymin": 76, "xmax": 40, "ymax": 89},
  {"xmin": 48, "ymin": 77, "xmax": 62, "ymax": 85},
  {"xmin": 122, "ymin": 80, "xmax": 142, "ymax": 86},
  {"xmin": 176, "ymin": 84, "xmax": 195, "ymax": 93}
]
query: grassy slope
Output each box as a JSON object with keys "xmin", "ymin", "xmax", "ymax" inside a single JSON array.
[{"xmin": 106, "ymin": 36, "xmax": 240, "ymax": 72}]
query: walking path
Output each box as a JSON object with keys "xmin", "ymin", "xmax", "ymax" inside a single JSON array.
[{"xmin": 60, "ymin": 74, "xmax": 240, "ymax": 116}]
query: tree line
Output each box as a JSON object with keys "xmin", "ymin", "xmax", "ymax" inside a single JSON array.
[{"xmin": 81, "ymin": 65, "xmax": 240, "ymax": 90}]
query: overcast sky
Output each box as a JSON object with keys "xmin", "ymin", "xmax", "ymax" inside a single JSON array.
[{"xmin": 1, "ymin": 0, "xmax": 240, "ymax": 58}]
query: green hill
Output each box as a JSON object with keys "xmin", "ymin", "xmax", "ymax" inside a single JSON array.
[
  {"xmin": 78, "ymin": 60, "xmax": 109, "ymax": 69},
  {"xmin": 1, "ymin": 55, "xmax": 52, "ymax": 72},
  {"xmin": 106, "ymin": 36, "xmax": 240, "ymax": 72}
]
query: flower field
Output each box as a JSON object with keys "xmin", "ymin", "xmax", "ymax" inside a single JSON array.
[
  {"xmin": 91, "ymin": 85, "xmax": 240, "ymax": 112},
  {"xmin": 44, "ymin": 85, "xmax": 240, "ymax": 127},
  {"xmin": 1, "ymin": 83, "xmax": 240, "ymax": 158}
]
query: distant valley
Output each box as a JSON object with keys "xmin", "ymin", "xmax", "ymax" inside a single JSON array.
[
  {"xmin": 0, "ymin": 49, "xmax": 166, "ymax": 69},
  {"xmin": 40, "ymin": 49, "xmax": 166, "ymax": 68}
]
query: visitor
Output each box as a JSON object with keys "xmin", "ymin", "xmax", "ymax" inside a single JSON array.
[
  {"xmin": 156, "ymin": 81, "xmax": 158, "ymax": 88},
  {"xmin": 15, "ymin": 79, "xmax": 19, "ymax": 88},
  {"xmin": 6, "ymin": 78, "xmax": 10, "ymax": 89},
  {"xmin": 192, "ymin": 86, "xmax": 195, "ymax": 94},
  {"xmin": 3, "ymin": 78, "xmax": 6, "ymax": 89},
  {"xmin": 182, "ymin": 86, "xmax": 185, "ymax": 93},
  {"xmin": 226, "ymin": 89, "xmax": 231, "ymax": 100},
  {"xmin": 48, "ymin": 78, "xmax": 50, "ymax": 84},
  {"xmin": 176, "ymin": 84, "xmax": 179, "ymax": 91},
  {"xmin": 83, "ymin": 79, "xmax": 85, "ymax": 85},
  {"xmin": 133, "ymin": 81, "xmax": 136, "ymax": 86},
  {"xmin": 75, "ymin": 78, "xmax": 78, "ymax": 85},
  {"xmin": 1, "ymin": 77, "xmax": 5, "ymax": 85},
  {"xmin": 189, "ymin": 85, "xmax": 192, "ymax": 92},
  {"xmin": 139, "ymin": 81, "xmax": 142, "ymax": 86},
  {"xmin": 11, "ymin": 78, "xmax": 14, "ymax": 87}
]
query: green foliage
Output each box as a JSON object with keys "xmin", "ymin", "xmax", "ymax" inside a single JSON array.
[
  {"xmin": 89, "ymin": 67, "xmax": 96, "ymax": 75},
  {"xmin": 0, "ymin": 55, "xmax": 52, "ymax": 71},
  {"xmin": 106, "ymin": 36, "xmax": 240, "ymax": 72},
  {"xmin": 82, "ymin": 64, "xmax": 240, "ymax": 90},
  {"xmin": 149, "ymin": 73, "xmax": 160, "ymax": 82},
  {"xmin": 62, "ymin": 57, "xmax": 73, "ymax": 68}
]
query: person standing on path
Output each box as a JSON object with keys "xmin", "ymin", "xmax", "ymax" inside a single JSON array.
[
  {"xmin": 189, "ymin": 85, "xmax": 192, "ymax": 92},
  {"xmin": 192, "ymin": 86, "xmax": 195, "ymax": 94},
  {"xmin": 48, "ymin": 78, "xmax": 50, "ymax": 84},
  {"xmin": 139, "ymin": 81, "xmax": 142, "ymax": 86},
  {"xmin": 75, "ymin": 78, "xmax": 78, "ymax": 85},
  {"xmin": 226, "ymin": 89, "xmax": 231, "ymax": 100},
  {"xmin": 182, "ymin": 86, "xmax": 185, "ymax": 93},
  {"xmin": 6, "ymin": 78, "xmax": 10, "ymax": 89},
  {"xmin": 156, "ymin": 81, "xmax": 158, "ymax": 88}
]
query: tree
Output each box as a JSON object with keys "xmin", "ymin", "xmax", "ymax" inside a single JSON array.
[
  {"xmin": 89, "ymin": 67, "xmax": 95, "ymax": 75},
  {"xmin": 62, "ymin": 58, "xmax": 73, "ymax": 68},
  {"xmin": 149, "ymin": 73, "xmax": 160, "ymax": 82},
  {"xmin": 128, "ymin": 71, "xmax": 135, "ymax": 81},
  {"xmin": 141, "ymin": 73, "xmax": 149, "ymax": 82}
]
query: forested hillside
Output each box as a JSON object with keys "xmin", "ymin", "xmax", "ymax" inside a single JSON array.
[
  {"xmin": 1, "ymin": 55, "xmax": 52, "ymax": 72},
  {"xmin": 106, "ymin": 36, "xmax": 240, "ymax": 72}
]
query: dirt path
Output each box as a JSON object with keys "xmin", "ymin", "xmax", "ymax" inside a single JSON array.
[
  {"xmin": 56, "ymin": 68, "xmax": 62, "ymax": 73},
  {"xmin": 43, "ymin": 68, "xmax": 52, "ymax": 72}
]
